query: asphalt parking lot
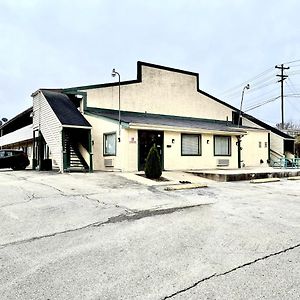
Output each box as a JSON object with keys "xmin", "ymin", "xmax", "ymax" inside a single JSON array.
[{"xmin": 0, "ymin": 169, "xmax": 299, "ymax": 299}]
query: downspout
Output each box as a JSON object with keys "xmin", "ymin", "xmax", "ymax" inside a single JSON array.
[
  {"xmin": 268, "ymin": 133, "xmax": 271, "ymax": 164},
  {"xmin": 62, "ymin": 129, "xmax": 66, "ymax": 173},
  {"xmin": 88, "ymin": 130, "xmax": 93, "ymax": 172},
  {"xmin": 237, "ymin": 135, "xmax": 242, "ymax": 169},
  {"xmin": 32, "ymin": 130, "xmax": 36, "ymax": 170}
]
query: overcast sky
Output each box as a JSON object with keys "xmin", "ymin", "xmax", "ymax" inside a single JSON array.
[{"xmin": 1, "ymin": 0, "xmax": 300, "ymax": 126}]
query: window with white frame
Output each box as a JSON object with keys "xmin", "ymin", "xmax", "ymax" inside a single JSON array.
[
  {"xmin": 181, "ymin": 134, "xmax": 201, "ymax": 156},
  {"xmin": 214, "ymin": 136, "xmax": 231, "ymax": 156},
  {"xmin": 104, "ymin": 132, "xmax": 116, "ymax": 156}
]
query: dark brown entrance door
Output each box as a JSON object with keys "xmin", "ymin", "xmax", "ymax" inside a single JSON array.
[{"xmin": 138, "ymin": 130, "xmax": 164, "ymax": 171}]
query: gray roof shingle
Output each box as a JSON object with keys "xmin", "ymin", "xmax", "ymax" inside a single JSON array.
[
  {"xmin": 42, "ymin": 90, "xmax": 91, "ymax": 128},
  {"xmin": 85, "ymin": 107, "xmax": 247, "ymax": 133}
]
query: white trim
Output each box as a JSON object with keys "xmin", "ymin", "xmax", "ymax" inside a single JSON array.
[
  {"xmin": 62, "ymin": 125, "xmax": 92, "ymax": 129},
  {"xmin": 0, "ymin": 124, "xmax": 33, "ymax": 146},
  {"xmin": 128, "ymin": 122, "xmax": 247, "ymax": 135}
]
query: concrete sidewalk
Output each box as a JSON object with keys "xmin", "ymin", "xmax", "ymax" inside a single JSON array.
[{"xmin": 118, "ymin": 170, "xmax": 213, "ymax": 187}]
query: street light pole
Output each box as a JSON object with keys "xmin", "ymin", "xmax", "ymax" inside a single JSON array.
[
  {"xmin": 237, "ymin": 84, "xmax": 249, "ymax": 169},
  {"xmin": 237, "ymin": 84, "xmax": 250, "ymax": 128},
  {"xmin": 111, "ymin": 68, "xmax": 121, "ymax": 141}
]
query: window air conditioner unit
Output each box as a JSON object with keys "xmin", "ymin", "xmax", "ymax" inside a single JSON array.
[
  {"xmin": 104, "ymin": 158, "xmax": 114, "ymax": 167},
  {"xmin": 217, "ymin": 159, "xmax": 229, "ymax": 167}
]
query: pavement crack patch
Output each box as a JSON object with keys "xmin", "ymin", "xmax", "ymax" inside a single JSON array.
[
  {"xmin": 95, "ymin": 204, "xmax": 212, "ymax": 226},
  {"xmin": 162, "ymin": 242, "xmax": 300, "ymax": 299},
  {"xmin": 0, "ymin": 204, "xmax": 210, "ymax": 249}
]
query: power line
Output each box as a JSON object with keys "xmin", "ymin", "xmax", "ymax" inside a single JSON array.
[
  {"xmin": 283, "ymin": 59, "xmax": 300, "ymax": 65},
  {"xmin": 218, "ymin": 67, "xmax": 275, "ymax": 96},
  {"xmin": 245, "ymin": 96, "xmax": 281, "ymax": 112},
  {"xmin": 286, "ymin": 98, "xmax": 300, "ymax": 114},
  {"xmin": 222, "ymin": 77, "xmax": 278, "ymax": 99},
  {"xmin": 286, "ymin": 78, "xmax": 298, "ymax": 94}
]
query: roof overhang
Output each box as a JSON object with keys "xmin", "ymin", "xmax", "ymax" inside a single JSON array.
[
  {"xmin": 127, "ymin": 122, "xmax": 247, "ymax": 135},
  {"xmin": 62, "ymin": 124, "xmax": 92, "ymax": 129}
]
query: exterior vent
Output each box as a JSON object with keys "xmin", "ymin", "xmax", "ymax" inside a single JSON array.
[
  {"xmin": 217, "ymin": 159, "xmax": 229, "ymax": 167},
  {"xmin": 104, "ymin": 158, "xmax": 114, "ymax": 167}
]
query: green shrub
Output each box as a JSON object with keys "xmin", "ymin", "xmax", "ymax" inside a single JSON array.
[{"xmin": 144, "ymin": 144, "xmax": 162, "ymax": 179}]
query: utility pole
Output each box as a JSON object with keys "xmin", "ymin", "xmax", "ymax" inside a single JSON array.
[{"xmin": 275, "ymin": 64, "xmax": 289, "ymax": 129}]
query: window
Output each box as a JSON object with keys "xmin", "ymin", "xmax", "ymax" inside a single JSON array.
[
  {"xmin": 214, "ymin": 136, "xmax": 231, "ymax": 156},
  {"xmin": 104, "ymin": 132, "xmax": 116, "ymax": 156},
  {"xmin": 259, "ymin": 141, "xmax": 262, "ymax": 148},
  {"xmin": 181, "ymin": 134, "xmax": 201, "ymax": 156},
  {"xmin": 265, "ymin": 142, "xmax": 268, "ymax": 148}
]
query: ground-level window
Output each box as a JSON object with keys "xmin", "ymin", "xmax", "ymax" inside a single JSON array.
[
  {"xmin": 214, "ymin": 136, "xmax": 231, "ymax": 156},
  {"xmin": 104, "ymin": 132, "xmax": 116, "ymax": 156},
  {"xmin": 181, "ymin": 134, "xmax": 201, "ymax": 156}
]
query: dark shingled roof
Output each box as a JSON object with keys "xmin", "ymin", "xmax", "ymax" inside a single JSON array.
[
  {"xmin": 243, "ymin": 113, "xmax": 294, "ymax": 139},
  {"xmin": 42, "ymin": 90, "xmax": 91, "ymax": 127},
  {"xmin": 85, "ymin": 107, "xmax": 247, "ymax": 133}
]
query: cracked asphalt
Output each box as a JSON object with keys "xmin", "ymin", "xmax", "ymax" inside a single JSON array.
[{"xmin": 0, "ymin": 169, "xmax": 299, "ymax": 299}]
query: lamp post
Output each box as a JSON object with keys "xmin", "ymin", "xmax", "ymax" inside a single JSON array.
[
  {"xmin": 111, "ymin": 68, "xmax": 121, "ymax": 141},
  {"xmin": 237, "ymin": 84, "xmax": 250, "ymax": 169},
  {"xmin": 237, "ymin": 84, "xmax": 250, "ymax": 128}
]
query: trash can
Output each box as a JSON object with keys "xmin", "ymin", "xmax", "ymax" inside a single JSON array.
[{"xmin": 41, "ymin": 159, "xmax": 52, "ymax": 171}]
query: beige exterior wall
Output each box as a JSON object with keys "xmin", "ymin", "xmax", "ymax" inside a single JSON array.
[
  {"xmin": 243, "ymin": 117, "xmax": 287, "ymax": 164},
  {"xmin": 122, "ymin": 128, "xmax": 138, "ymax": 171},
  {"xmin": 85, "ymin": 118, "xmax": 272, "ymax": 171},
  {"xmin": 163, "ymin": 131, "xmax": 239, "ymax": 170},
  {"xmin": 85, "ymin": 115, "xmax": 243, "ymax": 171},
  {"xmin": 85, "ymin": 115, "xmax": 122, "ymax": 171},
  {"xmin": 242, "ymin": 118, "xmax": 264, "ymax": 129},
  {"xmin": 241, "ymin": 130, "xmax": 269, "ymax": 167},
  {"xmin": 83, "ymin": 65, "xmax": 233, "ymax": 121},
  {"xmin": 86, "ymin": 116, "xmax": 139, "ymax": 171}
]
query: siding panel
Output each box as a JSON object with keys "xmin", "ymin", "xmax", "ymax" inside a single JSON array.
[{"xmin": 32, "ymin": 91, "xmax": 63, "ymax": 171}]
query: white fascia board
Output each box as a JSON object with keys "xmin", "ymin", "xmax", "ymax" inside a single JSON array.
[
  {"xmin": 0, "ymin": 124, "xmax": 33, "ymax": 146},
  {"xmin": 128, "ymin": 123, "xmax": 247, "ymax": 135},
  {"xmin": 62, "ymin": 125, "xmax": 92, "ymax": 129}
]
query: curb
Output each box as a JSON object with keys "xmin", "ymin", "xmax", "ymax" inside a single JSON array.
[
  {"xmin": 250, "ymin": 178, "xmax": 281, "ymax": 184},
  {"xmin": 287, "ymin": 176, "xmax": 300, "ymax": 181},
  {"xmin": 164, "ymin": 183, "xmax": 208, "ymax": 191}
]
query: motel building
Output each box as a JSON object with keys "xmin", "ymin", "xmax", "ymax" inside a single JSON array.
[{"xmin": 0, "ymin": 62, "xmax": 295, "ymax": 173}]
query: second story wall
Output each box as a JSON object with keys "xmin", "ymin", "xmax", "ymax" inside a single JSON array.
[{"xmin": 81, "ymin": 63, "xmax": 235, "ymax": 122}]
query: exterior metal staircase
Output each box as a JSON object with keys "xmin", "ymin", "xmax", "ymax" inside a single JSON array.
[{"xmin": 64, "ymin": 134, "xmax": 89, "ymax": 172}]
